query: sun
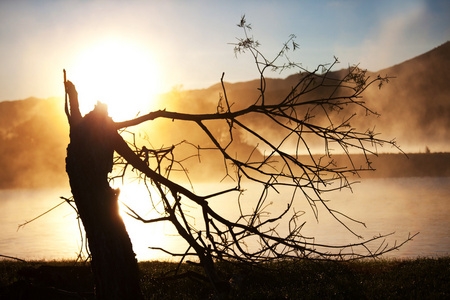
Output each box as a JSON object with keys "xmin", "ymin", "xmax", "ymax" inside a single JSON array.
[{"xmin": 70, "ymin": 38, "xmax": 161, "ymax": 121}]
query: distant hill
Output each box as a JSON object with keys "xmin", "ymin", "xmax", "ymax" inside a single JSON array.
[
  {"xmin": 153, "ymin": 41, "xmax": 450, "ymax": 153},
  {"xmin": 0, "ymin": 42, "xmax": 449, "ymax": 188},
  {"xmin": 362, "ymin": 41, "xmax": 450, "ymax": 152},
  {"xmin": 0, "ymin": 97, "xmax": 69, "ymax": 189}
]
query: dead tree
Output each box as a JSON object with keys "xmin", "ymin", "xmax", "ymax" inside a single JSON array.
[
  {"xmin": 64, "ymin": 78, "xmax": 144, "ymax": 300},
  {"xmin": 63, "ymin": 16, "xmax": 416, "ymax": 299}
]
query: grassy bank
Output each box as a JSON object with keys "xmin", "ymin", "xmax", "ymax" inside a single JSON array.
[{"xmin": 1, "ymin": 257, "xmax": 449, "ymax": 299}]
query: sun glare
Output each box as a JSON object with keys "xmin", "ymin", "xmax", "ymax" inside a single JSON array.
[
  {"xmin": 70, "ymin": 38, "xmax": 161, "ymax": 121},
  {"xmin": 115, "ymin": 182, "xmax": 183, "ymax": 260}
]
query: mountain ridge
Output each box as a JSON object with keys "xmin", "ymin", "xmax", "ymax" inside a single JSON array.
[{"xmin": 1, "ymin": 42, "xmax": 449, "ymax": 188}]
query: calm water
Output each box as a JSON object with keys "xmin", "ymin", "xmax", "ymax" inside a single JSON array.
[{"xmin": 0, "ymin": 177, "xmax": 449, "ymax": 261}]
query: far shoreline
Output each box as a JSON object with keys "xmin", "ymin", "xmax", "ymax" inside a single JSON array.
[{"xmin": 1, "ymin": 152, "xmax": 449, "ymax": 190}]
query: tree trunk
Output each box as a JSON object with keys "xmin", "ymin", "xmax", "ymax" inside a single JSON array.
[{"xmin": 66, "ymin": 103, "xmax": 143, "ymax": 300}]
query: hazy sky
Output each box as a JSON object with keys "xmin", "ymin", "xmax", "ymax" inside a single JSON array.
[{"xmin": 1, "ymin": 0, "xmax": 449, "ymax": 104}]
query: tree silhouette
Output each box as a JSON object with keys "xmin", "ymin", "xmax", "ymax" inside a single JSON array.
[
  {"xmin": 64, "ymin": 77, "xmax": 143, "ymax": 299},
  {"xmin": 64, "ymin": 16, "xmax": 414, "ymax": 299}
]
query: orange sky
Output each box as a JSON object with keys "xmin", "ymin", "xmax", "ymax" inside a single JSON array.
[{"xmin": 0, "ymin": 0, "xmax": 449, "ymax": 120}]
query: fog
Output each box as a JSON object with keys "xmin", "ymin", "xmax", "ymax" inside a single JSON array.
[
  {"xmin": 0, "ymin": 42, "xmax": 449, "ymax": 188},
  {"xmin": 150, "ymin": 41, "xmax": 450, "ymax": 155},
  {"xmin": 360, "ymin": 41, "xmax": 450, "ymax": 153},
  {"xmin": 0, "ymin": 98, "xmax": 68, "ymax": 189}
]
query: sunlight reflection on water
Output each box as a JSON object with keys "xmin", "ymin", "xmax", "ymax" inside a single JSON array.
[{"xmin": 0, "ymin": 177, "xmax": 449, "ymax": 261}]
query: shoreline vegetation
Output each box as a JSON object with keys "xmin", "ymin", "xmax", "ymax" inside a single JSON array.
[
  {"xmin": 321, "ymin": 152, "xmax": 450, "ymax": 179},
  {"xmin": 1, "ymin": 257, "xmax": 449, "ymax": 299}
]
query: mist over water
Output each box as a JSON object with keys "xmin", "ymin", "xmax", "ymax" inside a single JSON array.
[
  {"xmin": 1, "ymin": 177, "xmax": 448, "ymax": 261},
  {"xmin": 0, "ymin": 42, "xmax": 449, "ymax": 262},
  {"xmin": 1, "ymin": 41, "xmax": 450, "ymax": 191},
  {"xmin": 0, "ymin": 189, "xmax": 79, "ymax": 260}
]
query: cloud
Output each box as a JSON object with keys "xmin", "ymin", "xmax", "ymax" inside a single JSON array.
[
  {"xmin": 334, "ymin": 1, "xmax": 448, "ymax": 71},
  {"xmin": 360, "ymin": 2, "xmax": 427, "ymax": 68}
]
